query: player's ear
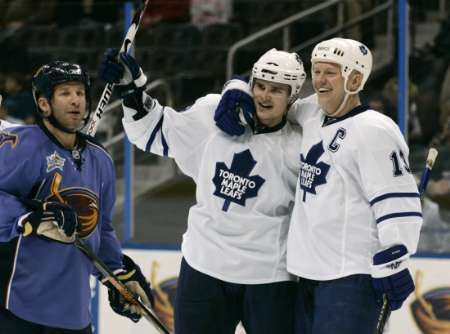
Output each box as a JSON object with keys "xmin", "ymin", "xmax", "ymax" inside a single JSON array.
[
  {"xmin": 348, "ymin": 71, "xmax": 363, "ymax": 93},
  {"xmin": 37, "ymin": 97, "xmax": 51, "ymax": 117}
]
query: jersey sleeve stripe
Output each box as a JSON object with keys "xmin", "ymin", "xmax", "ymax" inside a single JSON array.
[
  {"xmin": 161, "ymin": 129, "xmax": 168, "ymax": 157},
  {"xmin": 144, "ymin": 114, "xmax": 164, "ymax": 152},
  {"xmin": 370, "ymin": 192, "xmax": 420, "ymax": 206},
  {"xmin": 376, "ymin": 211, "xmax": 422, "ymax": 224}
]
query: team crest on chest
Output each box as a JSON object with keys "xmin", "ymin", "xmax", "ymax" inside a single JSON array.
[
  {"xmin": 212, "ymin": 149, "xmax": 265, "ymax": 211},
  {"xmin": 299, "ymin": 141, "xmax": 330, "ymax": 201},
  {"xmin": 46, "ymin": 151, "xmax": 66, "ymax": 173}
]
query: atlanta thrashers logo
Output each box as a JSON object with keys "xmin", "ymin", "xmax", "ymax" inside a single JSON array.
[{"xmin": 45, "ymin": 172, "xmax": 99, "ymax": 238}]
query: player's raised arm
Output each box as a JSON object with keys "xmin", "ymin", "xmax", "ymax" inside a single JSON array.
[{"xmin": 98, "ymin": 49, "xmax": 218, "ymax": 178}]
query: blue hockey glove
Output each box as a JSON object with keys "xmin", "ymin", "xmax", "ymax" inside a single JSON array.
[
  {"xmin": 99, "ymin": 48, "xmax": 147, "ymax": 89},
  {"xmin": 99, "ymin": 48, "xmax": 149, "ymax": 119},
  {"xmin": 105, "ymin": 254, "xmax": 154, "ymax": 322},
  {"xmin": 214, "ymin": 76, "xmax": 255, "ymax": 136},
  {"xmin": 371, "ymin": 244, "xmax": 415, "ymax": 311},
  {"xmin": 19, "ymin": 199, "xmax": 79, "ymax": 243}
]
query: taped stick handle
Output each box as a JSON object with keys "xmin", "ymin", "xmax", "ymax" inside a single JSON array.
[
  {"xmin": 84, "ymin": 0, "xmax": 150, "ymax": 136},
  {"xmin": 375, "ymin": 147, "xmax": 439, "ymax": 334},
  {"xmin": 74, "ymin": 237, "xmax": 171, "ymax": 334}
]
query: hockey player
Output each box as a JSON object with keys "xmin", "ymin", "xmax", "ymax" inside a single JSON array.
[
  {"xmin": 285, "ymin": 38, "xmax": 422, "ymax": 333},
  {"xmin": 0, "ymin": 61, "xmax": 154, "ymax": 333},
  {"xmin": 215, "ymin": 38, "xmax": 422, "ymax": 334},
  {"xmin": 288, "ymin": 38, "xmax": 422, "ymax": 334},
  {"xmin": 99, "ymin": 48, "xmax": 306, "ymax": 334}
]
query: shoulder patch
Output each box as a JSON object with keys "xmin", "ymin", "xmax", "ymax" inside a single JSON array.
[{"xmin": 0, "ymin": 131, "xmax": 19, "ymax": 148}]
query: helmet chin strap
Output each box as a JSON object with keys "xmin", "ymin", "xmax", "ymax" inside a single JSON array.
[{"xmin": 326, "ymin": 77, "xmax": 360, "ymax": 117}]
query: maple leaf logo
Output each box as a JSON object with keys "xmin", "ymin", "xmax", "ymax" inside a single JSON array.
[
  {"xmin": 299, "ymin": 141, "xmax": 330, "ymax": 201},
  {"xmin": 212, "ymin": 149, "xmax": 265, "ymax": 211}
]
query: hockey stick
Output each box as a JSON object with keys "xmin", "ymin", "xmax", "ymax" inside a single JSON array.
[
  {"xmin": 84, "ymin": 0, "xmax": 150, "ymax": 137},
  {"xmin": 74, "ymin": 237, "xmax": 171, "ymax": 334},
  {"xmin": 375, "ymin": 147, "xmax": 439, "ymax": 334}
]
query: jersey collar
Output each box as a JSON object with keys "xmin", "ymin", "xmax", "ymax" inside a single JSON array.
[
  {"xmin": 38, "ymin": 120, "xmax": 87, "ymax": 152},
  {"xmin": 253, "ymin": 116, "xmax": 287, "ymax": 134},
  {"xmin": 322, "ymin": 105, "xmax": 370, "ymax": 127}
]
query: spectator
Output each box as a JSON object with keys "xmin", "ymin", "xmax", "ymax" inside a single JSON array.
[
  {"xmin": 0, "ymin": 0, "xmax": 55, "ymax": 30},
  {"xmin": 142, "ymin": 0, "xmax": 190, "ymax": 27},
  {"xmin": 2, "ymin": 72, "xmax": 35, "ymax": 124},
  {"xmin": 190, "ymin": 0, "xmax": 232, "ymax": 29}
]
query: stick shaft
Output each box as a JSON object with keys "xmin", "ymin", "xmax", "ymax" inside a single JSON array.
[
  {"xmin": 85, "ymin": 0, "xmax": 150, "ymax": 136},
  {"xmin": 74, "ymin": 237, "xmax": 171, "ymax": 334}
]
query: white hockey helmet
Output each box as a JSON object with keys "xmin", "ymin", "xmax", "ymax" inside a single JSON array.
[
  {"xmin": 311, "ymin": 38, "xmax": 372, "ymax": 93},
  {"xmin": 250, "ymin": 48, "xmax": 306, "ymax": 104}
]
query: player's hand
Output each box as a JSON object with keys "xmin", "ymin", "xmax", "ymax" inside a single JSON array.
[
  {"xmin": 371, "ymin": 244, "xmax": 415, "ymax": 311},
  {"xmin": 214, "ymin": 76, "xmax": 255, "ymax": 136},
  {"xmin": 19, "ymin": 199, "xmax": 79, "ymax": 243},
  {"xmin": 105, "ymin": 254, "xmax": 154, "ymax": 322},
  {"xmin": 99, "ymin": 48, "xmax": 147, "ymax": 89}
]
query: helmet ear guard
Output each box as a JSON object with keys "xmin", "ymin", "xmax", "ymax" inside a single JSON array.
[
  {"xmin": 250, "ymin": 48, "xmax": 306, "ymax": 104},
  {"xmin": 32, "ymin": 61, "xmax": 92, "ymax": 126},
  {"xmin": 311, "ymin": 38, "xmax": 373, "ymax": 94}
]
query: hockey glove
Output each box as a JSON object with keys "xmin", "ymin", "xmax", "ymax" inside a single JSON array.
[
  {"xmin": 18, "ymin": 199, "xmax": 79, "ymax": 243},
  {"xmin": 99, "ymin": 48, "xmax": 149, "ymax": 119},
  {"xmin": 105, "ymin": 254, "xmax": 154, "ymax": 322},
  {"xmin": 371, "ymin": 244, "xmax": 415, "ymax": 311},
  {"xmin": 214, "ymin": 76, "xmax": 255, "ymax": 136}
]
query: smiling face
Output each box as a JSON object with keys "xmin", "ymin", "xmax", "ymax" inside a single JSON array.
[
  {"xmin": 252, "ymin": 79, "xmax": 290, "ymax": 127},
  {"xmin": 38, "ymin": 81, "xmax": 87, "ymax": 132},
  {"xmin": 312, "ymin": 61, "xmax": 363, "ymax": 117},
  {"xmin": 312, "ymin": 62, "xmax": 346, "ymax": 116}
]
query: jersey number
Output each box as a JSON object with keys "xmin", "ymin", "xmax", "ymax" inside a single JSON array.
[{"xmin": 390, "ymin": 150, "xmax": 410, "ymax": 176}]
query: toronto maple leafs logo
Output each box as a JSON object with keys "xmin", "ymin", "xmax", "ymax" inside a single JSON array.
[
  {"xmin": 212, "ymin": 149, "xmax": 265, "ymax": 211},
  {"xmin": 299, "ymin": 141, "xmax": 330, "ymax": 201}
]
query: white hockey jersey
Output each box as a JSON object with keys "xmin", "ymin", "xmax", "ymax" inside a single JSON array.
[
  {"xmin": 123, "ymin": 93, "xmax": 302, "ymax": 284},
  {"xmin": 287, "ymin": 95, "xmax": 422, "ymax": 280}
]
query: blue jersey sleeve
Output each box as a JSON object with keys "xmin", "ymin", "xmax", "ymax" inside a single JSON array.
[{"xmin": 0, "ymin": 128, "xmax": 42, "ymax": 241}]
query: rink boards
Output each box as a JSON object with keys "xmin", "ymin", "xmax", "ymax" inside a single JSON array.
[{"xmin": 90, "ymin": 247, "xmax": 450, "ymax": 334}]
